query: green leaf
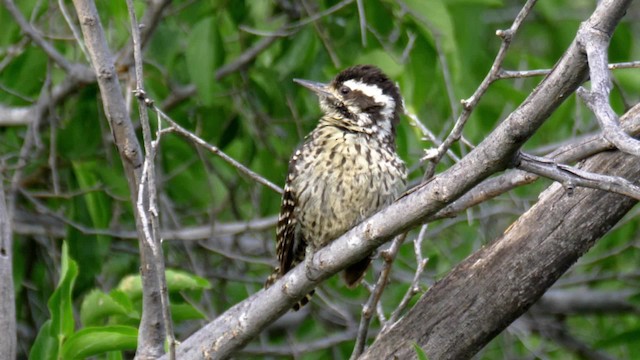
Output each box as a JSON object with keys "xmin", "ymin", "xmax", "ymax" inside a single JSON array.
[
  {"xmin": 628, "ymin": 291, "xmax": 640, "ymax": 306},
  {"xmin": 107, "ymin": 351, "xmax": 124, "ymax": 360},
  {"xmin": 186, "ymin": 16, "xmax": 222, "ymax": 106},
  {"xmin": 171, "ymin": 302, "xmax": 207, "ymax": 322},
  {"xmin": 69, "ymin": 161, "xmax": 112, "ymax": 291},
  {"xmin": 596, "ymin": 327, "xmax": 640, "ymax": 348},
  {"xmin": 117, "ymin": 269, "xmax": 211, "ymax": 301},
  {"xmin": 403, "ymin": 0, "xmax": 461, "ymax": 84},
  {"xmin": 274, "ymin": 29, "xmax": 318, "ymax": 75},
  {"xmin": 48, "ymin": 242, "xmax": 79, "ymax": 348},
  {"xmin": 29, "ymin": 320, "xmax": 57, "ymax": 360},
  {"xmin": 80, "ymin": 289, "xmax": 138, "ymax": 326},
  {"xmin": 444, "ymin": 0, "xmax": 503, "ymax": 5},
  {"xmin": 166, "ymin": 269, "xmax": 212, "ymax": 291},
  {"xmin": 61, "ymin": 326, "xmax": 138, "ymax": 359},
  {"xmin": 355, "ymin": 50, "xmax": 403, "ymax": 79},
  {"xmin": 413, "ymin": 342, "xmax": 429, "ymax": 360},
  {"xmin": 116, "ymin": 274, "xmax": 143, "ymax": 302},
  {"xmin": 71, "ymin": 161, "xmax": 111, "ymax": 232}
]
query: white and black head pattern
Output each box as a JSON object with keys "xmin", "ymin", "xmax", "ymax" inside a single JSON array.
[{"xmin": 322, "ymin": 65, "xmax": 403, "ymax": 145}]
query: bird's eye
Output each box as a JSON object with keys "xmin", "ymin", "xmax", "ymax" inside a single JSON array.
[{"xmin": 339, "ymin": 86, "xmax": 350, "ymax": 95}]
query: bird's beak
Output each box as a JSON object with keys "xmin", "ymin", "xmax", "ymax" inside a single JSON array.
[{"xmin": 293, "ymin": 79, "xmax": 333, "ymax": 98}]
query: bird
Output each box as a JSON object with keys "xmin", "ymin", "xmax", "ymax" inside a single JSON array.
[{"xmin": 264, "ymin": 64, "xmax": 407, "ymax": 310}]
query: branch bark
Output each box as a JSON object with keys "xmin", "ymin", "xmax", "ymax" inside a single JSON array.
[
  {"xmin": 162, "ymin": 0, "xmax": 632, "ymax": 359},
  {"xmin": 362, "ymin": 146, "xmax": 639, "ymax": 359},
  {"xmin": 71, "ymin": 1, "xmax": 166, "ymax": 358},
  {"xmin": 0, "ymin": 172, "xmax": 16, "ymax": 360}
]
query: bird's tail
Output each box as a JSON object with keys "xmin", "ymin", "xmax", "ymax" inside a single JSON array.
[{"xmin": 342, "ymin": 255, "xmax": 372, "ymax": 288}]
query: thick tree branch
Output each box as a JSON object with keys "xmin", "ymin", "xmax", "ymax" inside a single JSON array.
[{"xmin": 362, "ymin": 133, "xmax": 639, "ymax": 359}]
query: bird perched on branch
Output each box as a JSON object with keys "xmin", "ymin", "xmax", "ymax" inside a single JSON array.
[{"xmin": 265, "ymin": 65, "xmax": 406, "ymax": 310}]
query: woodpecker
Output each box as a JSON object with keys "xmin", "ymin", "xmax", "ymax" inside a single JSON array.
[{"xmin": 265, "ymin": 65, "xmax": 406, "ymax": 310}]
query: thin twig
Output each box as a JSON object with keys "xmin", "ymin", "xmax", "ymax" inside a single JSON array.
[
  {"xmin": 152, "ymin": 107, "xmax": 283, "ymax": 194},
  {"xmin": 2, "ymin": 0, "xmax": 74, "ymax": 72},
  {"xmin": 498, "ymin": 60, "xmax": 640, "ymax": 79},
  {"xmin": 58, "ymin": 0, "xmax": 89, "ymax": 61},
  {"xmin": 422, "ymin": 0, "xmax": 539, "ymax": 179},
  {"xmin": 516, "ymin": 152, "xmax": 640, "ymax": 200},
  {"xmin": 300, "ymin": 0, "xmax": 341, "ymax": 67},
  {"xmin": 0, "ymin": 36, "xmax": 30, "ymax": 73},
  {"xmin": 285, "ymin": 0, "xmax": 354, "ymax": 29},
  {"xmin": 215, "ymin": 34, "xmax": 283, "ymax": 80},
  {"xmin": 433, "ymin": 33, "xmax": 459, "ymax": 121},
  {"xmin": 385, "ymin": 225, "xmax": 429, "ymax": 327},
  {"xmin": 404, "ymin": 110, "xmax": 460, "ymax": 163},
  {"xmin": 356, "ymin": 0, "xmax": 367, "ymax": 46},
  {"xmin": 242, "ymin": 329, "xmax": 364, "ymax": 356},
  {"xmin": 350, "ymin": 233, "xmax": 407, "ymax": 359}
]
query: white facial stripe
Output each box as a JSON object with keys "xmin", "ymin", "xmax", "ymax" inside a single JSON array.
[{"xmin": 342, "ymin": 79, "xmax": 395, "ymax": 109}]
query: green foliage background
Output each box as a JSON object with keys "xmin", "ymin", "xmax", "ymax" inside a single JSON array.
[{"xmin": 1, "ymin": 0, "xmax": 639, "ymax": 359}]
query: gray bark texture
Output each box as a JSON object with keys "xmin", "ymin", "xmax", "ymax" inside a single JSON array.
[
  {"xmin": 360, "ymin": 147, "xmax": 639, "ymax": 359},
  {"xmin": 0, "ymin": 179, "xmax": 16, "ymax": 360},
  {"xmin": 72, "ymin": 0, "xmax": 166, "ymax": 358}
]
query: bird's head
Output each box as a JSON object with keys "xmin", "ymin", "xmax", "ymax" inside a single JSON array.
[{"xmin": 294, "ymin": 65, "xmax": 403, "ymax": 144}]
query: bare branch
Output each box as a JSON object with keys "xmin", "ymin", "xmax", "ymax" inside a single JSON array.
[
  {"xmin": 126, "ymin": 0, "xmax": 175, "ymax": 357},
  {"xmin": 351, "ymin": 233, "xmax": 407, "ymax": 359},
  {"xmin": 497, "ymin": 61, "xmax": 640, "ymax": 79},
  {"xmin": 430, "ymin": 102, "xmax": 640, "ymax": 221},
  {"xmin": 422, "ymin": 0, "xmax": 539, "ymax": 179},
  {"xmin": 58, "ymin": 0, "xmax": 89, "ymax": 61},
  {"xmin": 2, "ymin": 0, "xmax": 74, "ymax": 73},
  {"xmin": 386, "ymin": 225, "xmax": 429, "ymax": 326},
  {"xmin": 364, "ymin": 133, "xmax": 639, "ymax": 360},
  {"xmin": 577, "ymin": 20, "xmax": 640, "ymax": 156},
  {"xmin": 535, "ymin": 289, "xmax": 638, "ymax": 316},
  {"xmin": 0, "ymin": 68, "xmax": 94, "ymax": 127},
  {"xmin": 116, "ymin": 0, "xmax": 172, "ymax": 67},
  {"xmin": 215, "ymin": 34, "xmax": 282, "ymax": 81},
  {"xmin": 153, "ymin": 107, "xmax": 283, "ymax": 194},
  {"xmin": 356, "ymin": 0, "xmax": 367, "ymax": 46},
  {"xmin": 0, "ymin": 168, "xmax": 16, "ymax": 360},
  {"xmin": 516, "ymin": 152, "xmax": 640, "ymax": 200},
  {"xmin": 71, "ymin": 0, "xmax": 166, "ymax": 357}
]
